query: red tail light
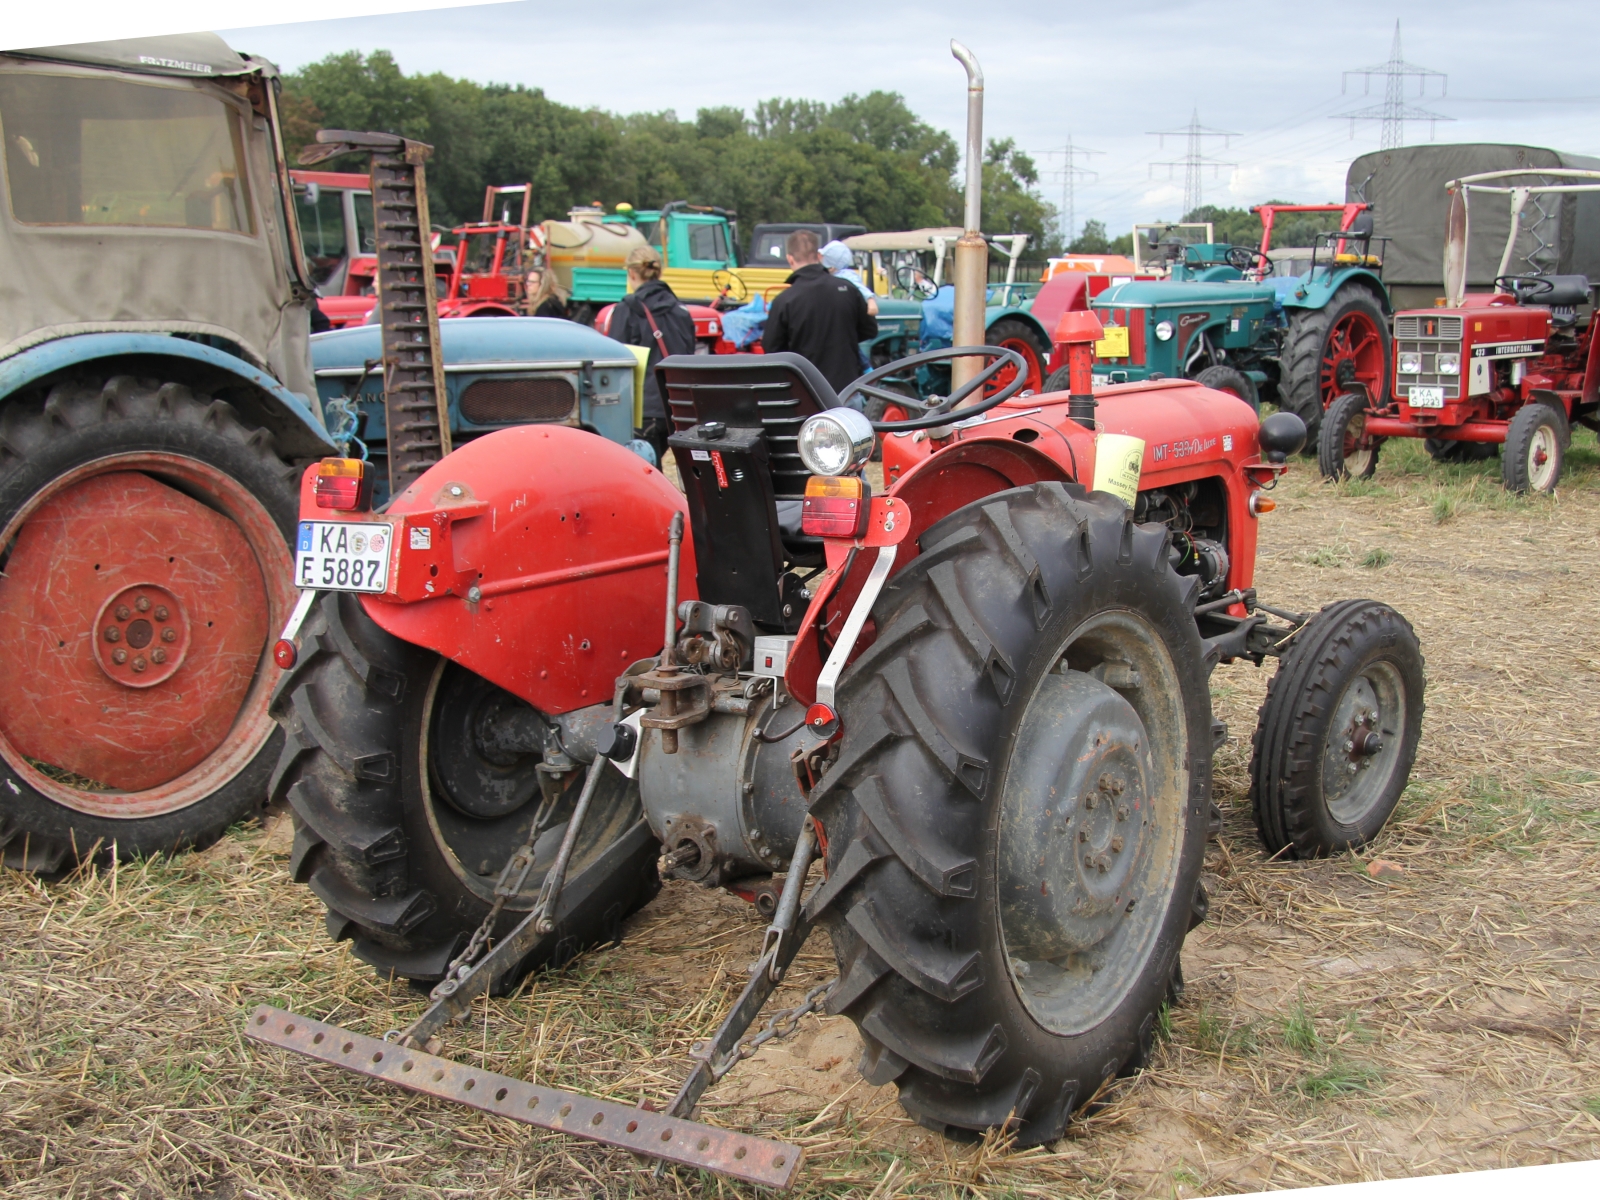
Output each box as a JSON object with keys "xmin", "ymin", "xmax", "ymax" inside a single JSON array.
[
  {"xmin": 800, "ymin": 475, "xmax": 870, "ymax": 538},
  {"xmin": 273, "ymin": 639, "xmax": 298, "ymax": 669},
  {"xmin": 313, "ymin": 458, "xmax": 373, "ymax": 511}
]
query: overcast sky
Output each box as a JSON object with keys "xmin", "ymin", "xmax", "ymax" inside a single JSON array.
[{"xmin": 221, "ymin": 0, "xmax": 1600, "ymax": 241}]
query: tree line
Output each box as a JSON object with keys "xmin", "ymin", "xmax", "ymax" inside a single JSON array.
[
  {"xmin": 281, "ymin": 51, "xmax": 1058, "ymax": 253},
  {"xmin": 1066, "ymin": 204, "xmax": 1347, "ymax": 256}
]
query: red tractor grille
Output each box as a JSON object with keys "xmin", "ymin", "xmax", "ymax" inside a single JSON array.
[{"xmin": 459, "ymin": 376, "xmax": 577, "ymax": 425}]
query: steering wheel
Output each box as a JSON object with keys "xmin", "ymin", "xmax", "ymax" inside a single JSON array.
[
  {"xmin": 1495, "ymin": 273, "xmax": 1553, "ymax": 300},
  {"xmin": 895, "ymin": 265, "xmax": 940, "ymax": 300},
  {"xmin": 1225, "ymin": 246, "xmax": 1273, "ymax": 276},
  {"xmin": 711, "ymin": 268, "xmax": 749, "ymax": 304},
  {"xmin": 837, "ymin": 345, "xmax": 1028, "ymax": 432}
]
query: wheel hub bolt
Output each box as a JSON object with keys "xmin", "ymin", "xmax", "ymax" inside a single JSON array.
[
  {"xmin": 1084, "ymin": 793, "xmax": 1098, "ymax": 810},
  {"xmin": 162, "ymin": 627, "xmax": 177, "ymax": 643},
  {"xmin": 152, "ymin": 648, "xmax": 167, "ymax": 664},
  {"xmin": 154, "ymin": 606, "xmax": 169, "ymax": 621},
  {"xmin": 1116, "ymin": 803, "xmax": 1130, "ymax": 821},
  {"xmin": 115, "ymin": 605, "xmax": 131, "ymax": 620},
  {"xmin": 104, "ymin": 627, "xmax": 121, "ymax": 643},
  {"xmin": 131, "ymin": 657, "xmax": 147, "ymax": 673},
  {"xmin": 1111, "ymin": 836, "xmax": 1124, "ymax": 853},
  {"xmin": 1078, "ymin": 829, "xmax": 1088, "ymax": 843},
  {"xmin": 112, "ymin": 648, "xmax": 127, "ymax": 664},
  {"xmin": 135, "ymin": 596, "xmax": 151, "ymax": 613}
]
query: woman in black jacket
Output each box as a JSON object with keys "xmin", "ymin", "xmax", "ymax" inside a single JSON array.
[{"xmin": 611, "ymin": 244, "xmax": 697, "ymax": 463}]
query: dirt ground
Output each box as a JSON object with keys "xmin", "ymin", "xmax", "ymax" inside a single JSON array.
[{"xmin": 3, "ymin": 434, "xmax": 1599, "ymax": 1198}]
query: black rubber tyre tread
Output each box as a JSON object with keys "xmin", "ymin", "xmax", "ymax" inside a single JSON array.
[
  {"xmin": 0, "ymin": 374, "xmax": 299, "ymax": 872},
  {"xmin": 270, "ymin": 592, "xmax": 660, "ymax": 985},
  {"xmin": 986, "ymin": 318, "xmax": 1050, "ymax": 390},
  {"xmin": 1317, "ymin": 392, "xmax": 1381, "ymax": 481},
  {"xmin": 1193, "ymin": 364, "xmax": 1260, "ymax": 412},
  {"xmin": 1248, "ymin": 600, "xmax": 1425, "ymax": 858},
  {"xmin": 1042, "ymin": 365, "xmax": 1072, "ymax": 394},
  {"xmin": 809, "ymin": 482, "xmax": 1213, "ymax": 1146},
  {"xmin": 1500, "ymin": 402, "xmax": 1565, "ymax": 495},
  {"xmin": 1281, "ymin": 287, "xmax": 1391, "ymax": 446}
]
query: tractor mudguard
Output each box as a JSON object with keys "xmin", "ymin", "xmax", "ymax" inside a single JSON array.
[
  {"xmin": 0, "ymin": 332, "xmax": 335, "ymax": 459},
  {"xmin": 1281, "ymin": 268, "xmax": 1390, "ymax": 315},
  {"xmin": 324, "ymin": 424, "xmax": 693, "ymax": 715}
]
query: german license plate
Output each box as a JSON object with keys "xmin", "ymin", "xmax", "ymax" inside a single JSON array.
[
  {"xmin": 296, "ymin": 522, "xmax": 393, "ymax": 592},
  {"xmin": 1409, "ymin": 386, "xmax": 1444, "ymax": 408}
]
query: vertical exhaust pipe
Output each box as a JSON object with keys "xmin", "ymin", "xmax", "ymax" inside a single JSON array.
[{"xmin": 950, "ymin": 41, "xmax": 988, "ymax": 401}]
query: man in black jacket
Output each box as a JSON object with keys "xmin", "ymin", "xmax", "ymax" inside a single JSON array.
[
  {"xmin": 611, "ymin": 244, "xmax": 697, "ymax": 463},
  {"xmin": 763, "ymin": 229, "xmax": 877, "ymax": 397}
]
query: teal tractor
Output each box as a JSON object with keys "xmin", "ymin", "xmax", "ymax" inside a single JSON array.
[{"xmin": 1088, "ymin": 204, "xmax": 1392, "ymax": 440}]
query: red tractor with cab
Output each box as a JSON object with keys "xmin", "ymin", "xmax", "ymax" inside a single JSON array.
[
  {"xmin": 1319, "ymin": 169, "xmax": 1600, "ymax": 492},
  {"xmin": 260, "ymin": 323, "xmax": 1424, "ymax": 1176}
]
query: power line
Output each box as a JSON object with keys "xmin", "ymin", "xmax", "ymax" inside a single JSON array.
[
  {"xmin": 1147, "ymin": 109, "xmax": 1237, "ymax": 216},
  {"xmin": 1336, "ymin": 20, "xmax": 1451, "ymax": 149},
  {"xmin": 1034, "ymin": 136, "xmax": 1102, "ymax": 242}
]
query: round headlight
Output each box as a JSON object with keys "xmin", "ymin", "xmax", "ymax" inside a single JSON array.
[
  {"xmin": 798, "ymin": 409, "xmax": 875, "ymax": 476},
  {"xmin": 1398, "ymin": 352, "xmax": 1422, "ymax": 374},
  {"xmin": 1154, "ymin": 320, "xmax": 1174, "ymax": 342},
  {"xmin": 1436, "ymin": 353, "xmax": 1460, "ymax": 375}
]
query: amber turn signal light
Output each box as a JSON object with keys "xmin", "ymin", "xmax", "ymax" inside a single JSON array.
[
  {"xmin": 1248, "ymin": 492, "xmax": 1276, "ymax": 516},
  {"xmin": 800, "ymin": 475, "xmax": 871, "ymax": 538},
  {"xmin": 313, "ymin": 458, "xmax": 373, "ymax": 511}
]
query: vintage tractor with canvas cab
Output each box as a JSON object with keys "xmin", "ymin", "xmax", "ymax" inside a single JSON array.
[
  {"xmin": 252, "ymin": 46, "xmax": 1426, "ymax": 1182},
  {"xmin": 0, "ymin": 33, "xmax": 343, "ymax": 873},
  {"xmin": 1090, "ymin": 204, "xmax": 1393, "ymax": 435},
  {"xmin": 1319, "ymin": 170, "xmax": 1600, "ymax": 493}
]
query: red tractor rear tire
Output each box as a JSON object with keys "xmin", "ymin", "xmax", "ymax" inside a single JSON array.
[
  {"xmin": 0, "ymin": 375, "xmax": 299, "ymax": 872},
  {"xmin": 808, "ymin": 483, "xmax": 1212, "ymax": 1146},
  {"xmin": 271, "ymin": 592, "xmax": 660, "ymax": 986},
  {"xmin": 1282, "ymin": 288, "xmax": 1390, "ymax": 446}
]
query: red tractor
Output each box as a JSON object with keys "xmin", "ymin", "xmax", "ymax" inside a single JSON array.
[
  {"xmin": 435, "ymin": 183, "xmax": 540, "ymax": 318},
  {"xmin": 1319, "ymin": 170, "xmax": 1600, "ymax": 492},
  {"xmin": 256, "ymin": 328, "xmax": 1424, "ymax": 1180}
]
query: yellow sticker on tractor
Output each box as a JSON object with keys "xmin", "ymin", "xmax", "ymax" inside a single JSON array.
[
  {"xmin": 1092, "ymin": 433, "xmax": 1145, "ymax": 507},
  {"xmin": 1095, "ymin": 325, "xmax": 1130, "ymax": 359}
]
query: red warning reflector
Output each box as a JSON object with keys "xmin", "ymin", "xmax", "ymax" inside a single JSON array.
[{"xmin": 273, "ymin": 639, "xmax": 298, "ymax": 669}]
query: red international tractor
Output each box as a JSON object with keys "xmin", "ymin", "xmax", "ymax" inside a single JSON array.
[{"xmin": 1319, "ymin": 170, "xmax": 1600, "ymax": 492}]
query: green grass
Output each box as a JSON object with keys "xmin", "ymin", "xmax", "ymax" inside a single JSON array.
[
  {"xmin": 1360, "ymin": 546, "xmax": 1394, "ymax": 568},
  {"xmin": 1301, "ymin": 543, "xmax": 1351, "ymax": 569},
  {"xmin": 1584, "ymin": 1097, "xmax": 1600, "ymax": 1117},
  {"xmin": 1296, "ymin": 1060, "xmax": 1382, "ymax": 1099},
  {"xmin": 1281, "ymin": 993, "xmax": 1323, "ymax": 1056}
]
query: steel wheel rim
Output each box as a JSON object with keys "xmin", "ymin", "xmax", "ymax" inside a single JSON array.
[
  {"xmin": 1527, "ymin": 425, "xmax": 1559, "ymax": 491},
  {"xmin": 418, "ymin": 659, "xmax": 638, "ymax": 905},
  {"xmin": 1319, "ymin": 311, "xmax": 1384, "ymax": 407},
  {"xmin": 1321, "ymin": 660, "xmax": 1406, "ymax": 826},
  {"xmin": 1343, "ymin": 410, "xmax": 1377, "ymax": 476},
  {"xmin": 987, "ymin": 337, "xmax": 1043, "ymax": 396},
  {"xmin": 997, "ymin": 610, "xmax": 1190, "ymax": 1036},
  {"xmin": 0, "ymin": 452, "xmax": 292, "ymax": 818}
]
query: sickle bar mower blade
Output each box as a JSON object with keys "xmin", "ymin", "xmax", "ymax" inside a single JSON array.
[{"xmin": 244, "ymin": 1005, "xmax": 802, "ymax": 1187}]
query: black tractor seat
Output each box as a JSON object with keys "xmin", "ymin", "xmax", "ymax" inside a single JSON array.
[
  {"xmin": 656, "ymin": 353, "xmax": 846, "ymax": 632},
  {"xmin": 1511, "ymin": 274, "xmax": 1594, "ymax": 309}
]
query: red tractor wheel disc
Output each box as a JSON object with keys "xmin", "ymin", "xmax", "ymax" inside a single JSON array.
[
  {"xmin": 0, "ymin": 454, "xmax": 293, "ymax": 816},
  {"xmin": 986, "ymin": 336, "xmax": 1044, "ymax": 397},
  {"xmin": 1319, "ymin": 310, "xmax": 1385, "ymax": 407}
]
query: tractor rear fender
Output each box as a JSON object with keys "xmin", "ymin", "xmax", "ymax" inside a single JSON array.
[
  {"xmin": 317, "ymin": 424, "xmax": 693, "ymax": 716},
  {"xmin": 0, "ymin": 333, "xmax": 336, "ymax": 460},
  {"xmin": 1285, "ymin": 268, "xmax": 1390, "ymax": 315},
  {"xmin": 982, "ymin": 306, "xmax": 1049, "ymax": 347},
  {"xmin": 784, "ymin": 430, "xmax": 1075, "ymax": 707}
]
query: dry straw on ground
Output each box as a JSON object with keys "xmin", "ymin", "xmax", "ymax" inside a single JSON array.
[{"xmin": 4, "ymin": 435, "xmax": 1598, "ymax": 1197}]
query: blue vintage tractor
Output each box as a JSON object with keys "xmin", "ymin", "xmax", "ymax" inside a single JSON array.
[
  {"xmin": 310, "ymin": 318, "xmax": 652, "ymax": 506},
  {"xmin": 1088, "ymin": 204, "xmax": 1392, "ymax": 440}
]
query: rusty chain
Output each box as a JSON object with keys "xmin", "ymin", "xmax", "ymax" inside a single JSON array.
[{"xmin": 707, "ymin": 976, "xmax": 838, "ymax": 1082}]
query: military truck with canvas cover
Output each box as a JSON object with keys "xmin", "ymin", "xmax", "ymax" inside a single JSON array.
[{"xmin": 0, "ymin": 33, "xmax": 338, "ymax": 872}]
